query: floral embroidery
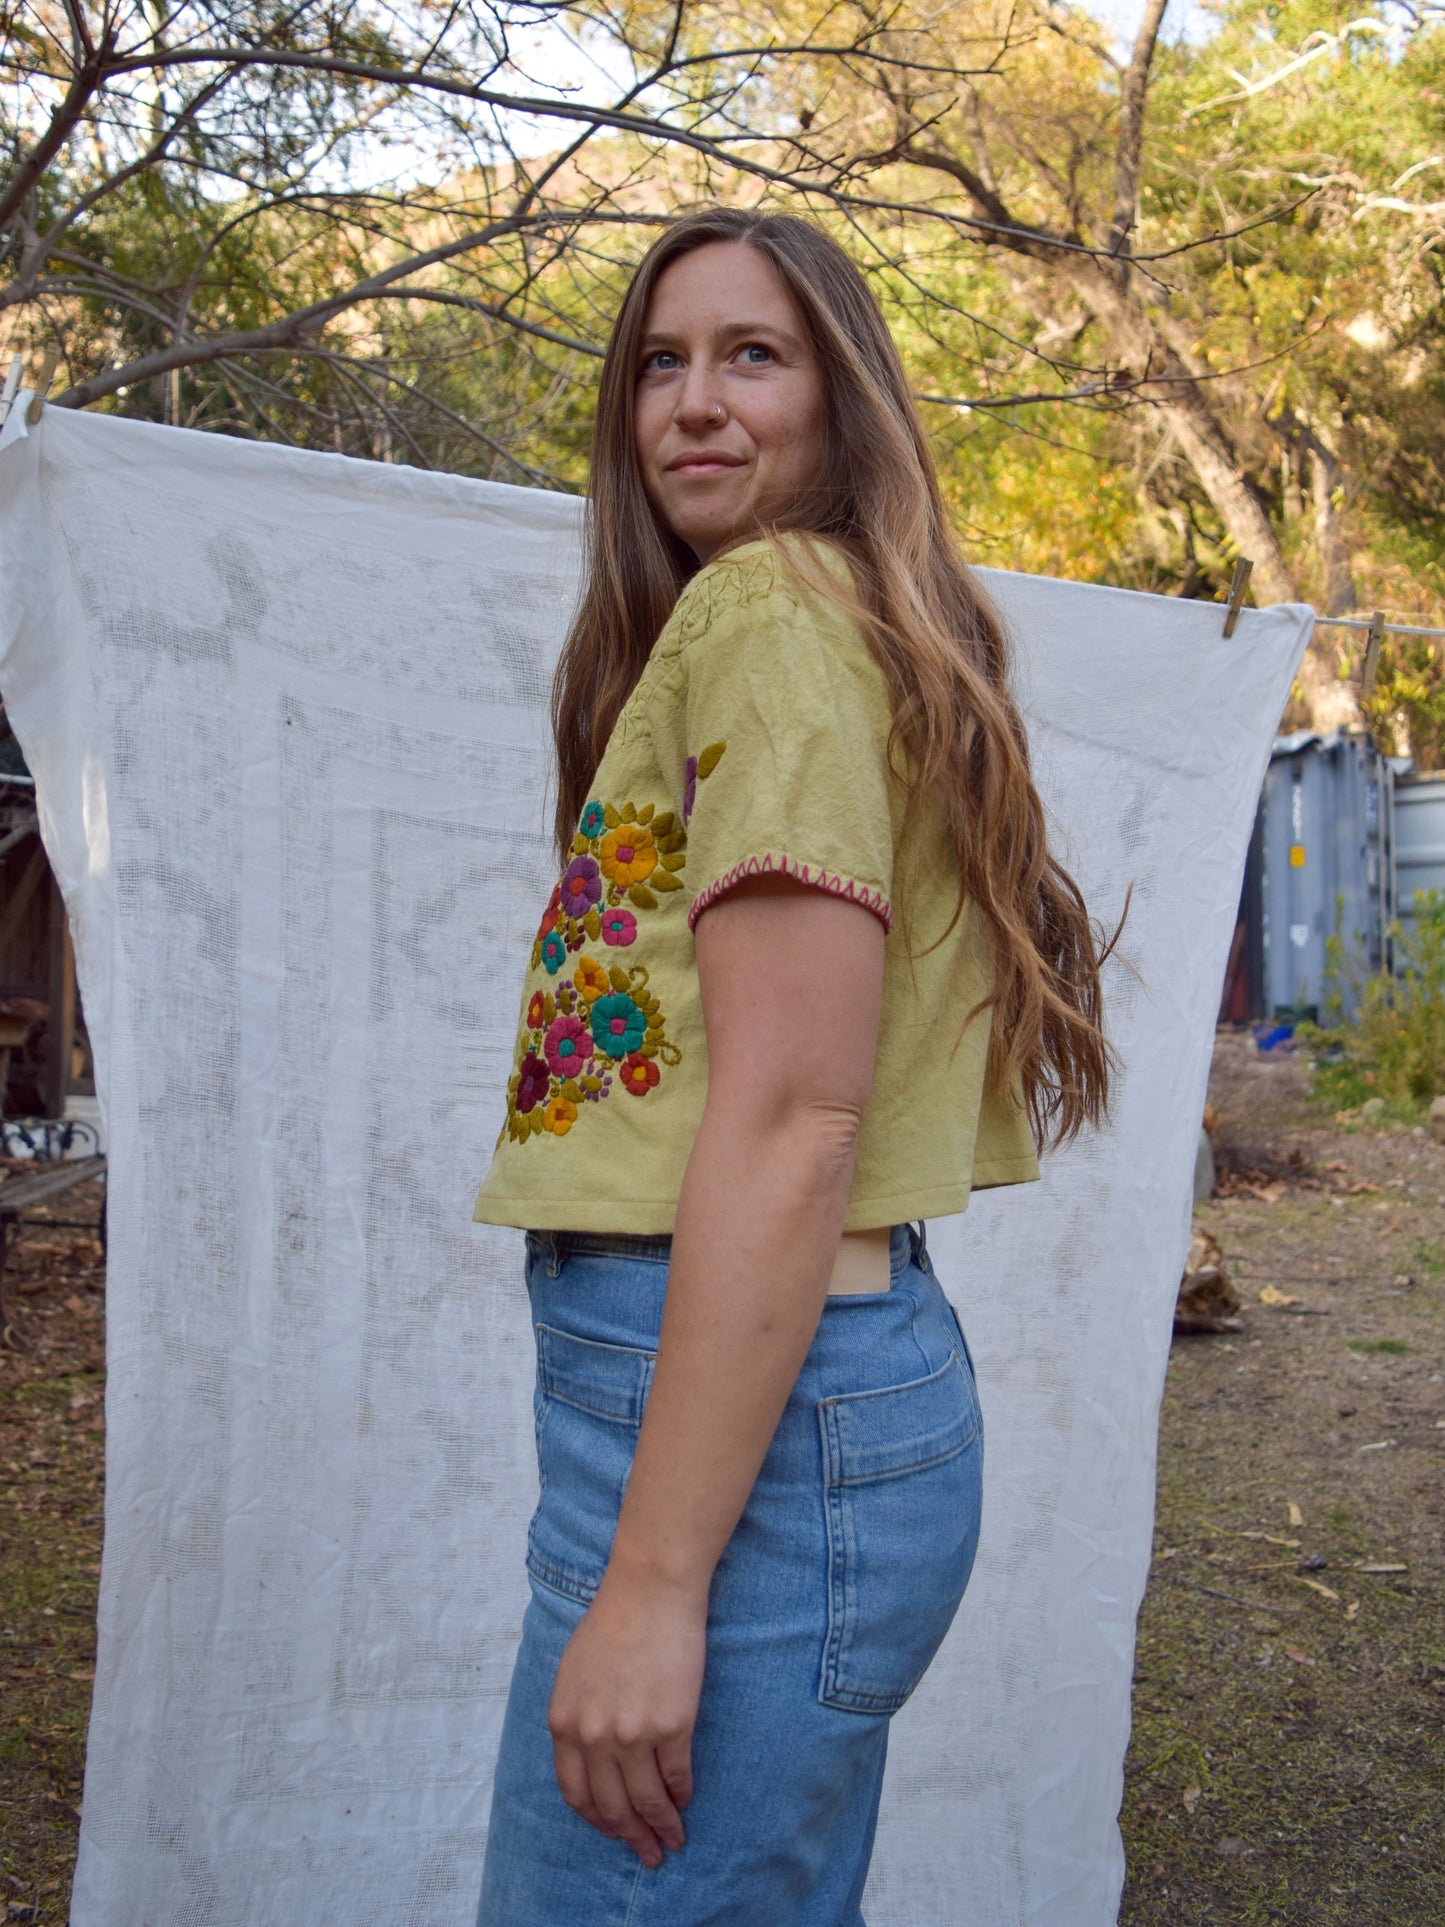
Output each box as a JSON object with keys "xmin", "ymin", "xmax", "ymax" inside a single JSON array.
[
  {"xmin": 544, "ymin": 1013, "xmax": 595, "ymax": 1077},
  {"xmin": 682, "ymin": 741, "xmax": 727, "ymax": 825},
  {"xmin": 540, "ymin": 929, "xmax": 568, "ymax": 975},
  {"xmin": 505, "ymin": 793, "xmax": 686, "ymax": 1142},
  {"xmin": 562, "ymin": 854, "xmax": 603, "ymax": 914},
  {"xmin": 574, "ymin": 955, "xmax": 610, "ymax": 1003},
  {"xmin": 600, "ymin": 821, "xmax": 658, "ymax": 888},
  {"xmin": 620, "ymin": 1053, "xmax": 660, "ymax": 1097},
  {"xmin": 591, "ymin": 991, "xmax": 647, "ymax": 1058}
]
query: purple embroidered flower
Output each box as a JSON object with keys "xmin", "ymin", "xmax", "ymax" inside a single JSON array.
[
  {"xmin": 561, "ymin": 854, "xmax": 602, "ymax": 917},
  {"xmin": 600, "ymin": 906, "xmax": 637, "ymax": 948},
  {"xmin": 683, "ymin": 754, "xmax": 698, "ymax": 825},
  {"xmin": 515, "ymin": 1050, "xmax": 551, "ymax": 1114},
  {"xmin": 544, "ymin": 1013, "xmax": 595, "ymax": 1078}
]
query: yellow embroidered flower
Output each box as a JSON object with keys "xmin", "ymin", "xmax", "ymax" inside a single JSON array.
[
  {"xmin": 600, "ymin": 820, "xmax": 658, "ymax": 888},
  {"xmin": 574, "ymin": 955, "xmax": 610, "ymax": 1005},
  {"xmin": 542, "ymin": 1093, "xmax": 579, "ymax": 1135}
]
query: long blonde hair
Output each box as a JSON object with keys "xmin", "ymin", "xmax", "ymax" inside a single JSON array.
[{"xmin": 551, "ymin": 207, "xmax": 1119, "ymax": 1148}]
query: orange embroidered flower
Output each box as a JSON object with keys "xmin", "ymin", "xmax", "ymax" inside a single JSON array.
[
  {"xmin": 541, "ymin": 1093, "xmax": 579, "ymax": 1135},
  {"xmin": 574, "ymin": 955, "xmax": 610, "ymax": 1004},
  {"xmin": 600, "ymin": 820, "xmax": 657, "ymax": 888},
  {"xmin": 527, "ymin": 990, "xmax": 547, "ymax": 1030}
]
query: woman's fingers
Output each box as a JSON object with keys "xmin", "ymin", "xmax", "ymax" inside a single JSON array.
[
  {"xmin": 551, "ymin": 1738, "xmax": 605, "ymax": 1835},
  {"xmin": 618, "ymin": 1743, "xmax": 687, "ymax": 1851},
  {"xmin": 656, "ymin": 1731, "xmax": 694, "ymax": 1810},
  {"xmin": 585, "ymin": 1752, "xmax": 665, "ymax": 1867}
]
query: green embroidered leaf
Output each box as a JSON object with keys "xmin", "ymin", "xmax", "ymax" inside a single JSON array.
[
  {"xmin": 621, "ymin": 800, "xmax": 636, "ymax": 819},
  {"xmin": 571, "ymin": 831, "xmax": 589, "ymax": 855},
  {"xmin": 561, "ymin": 1080, "xmax": 582, "ymax": 1103},
  {"xmin": 652, "ymin": 812, "xmax": 675, "ymax": 836},
  {"xmin": 696, "ymin": 741, "xmax": 727, "ymax": 780},
  {"xmin": 608, "ymin": 965, "xmax": 630, "ymax": 992},
  {"xmin": 657, "ymin": 834, "xmax": 686, "ymax": 855},
  {"xmin": 530, "ymin": 941, "xmax": 542, "ymax": 970},
  {"xmin": 636, "ymin": 803, "xmax": 655, "ymax": 824},
  {"xmin": 637, "ymin": 1044, "xmax": 658, "ymax": 1059},
  {"xmin": 581, "ymin": 1075, "xmax": 602, "ymax": 1093},
  {"xmin": 543, "ymin": 994, "xmax": 556, "ymax": 1022},
  {"xmin": 603, "ymin": 805, "xmax": 621, "ymax": 829},
  {"xmin": 583, "ymin": 908, "xmax": 601, "ymax": 940},
  {"xmin": 628, "ymin": 884, "xmax": 658, "ymax": 909},
  {"xmin": 650, "ymin": 869, "xmax": 682, "ymax": 891}
]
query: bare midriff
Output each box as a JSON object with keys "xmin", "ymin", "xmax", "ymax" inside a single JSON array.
[{"xmin": 826, "ymin": 1225, "xmax": 893, "ymax": 1295}]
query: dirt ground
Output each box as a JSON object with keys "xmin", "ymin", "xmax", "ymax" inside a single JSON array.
[{"xmin": 1, "ymin": 1033, "xmax": 1442, "ymax": 1923}]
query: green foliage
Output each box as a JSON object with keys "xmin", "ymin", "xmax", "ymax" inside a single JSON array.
[{"xmin": 1307, "ymin": 888, "xmax": 1445, "ymax": 1115}]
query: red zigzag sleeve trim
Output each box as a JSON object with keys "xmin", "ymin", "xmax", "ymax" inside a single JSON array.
[{"xmin": 687, "ymin": 853, "xmax": 893, "ymax": 935}]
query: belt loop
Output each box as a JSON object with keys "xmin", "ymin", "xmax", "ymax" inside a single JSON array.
[
  {"xmin": 541, "ymin": 1230, "xmax": 561, "ymax": 1278},
  {"xmin": 913, "ymin": 1219, "xmax": 930, "ymax": 1271}
]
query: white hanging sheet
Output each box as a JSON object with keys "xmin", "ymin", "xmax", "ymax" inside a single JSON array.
[{"xmin": 0, "ymin": 401, "xmax": 1311, "ymax": 1925}]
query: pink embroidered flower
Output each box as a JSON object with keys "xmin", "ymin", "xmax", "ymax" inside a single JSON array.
[
  {"xmin": 619, "ymin": 1053, "xmax": 660, "ymax": 1097},
  {"xmin": 544, "ymin": 1013, "xmax": 594, "ymax": 1078},
  {"xmin": 600, "ymin": 906, "xmax": 637, "ymax": 947},
  {"xmin": 562, "ymin": 854, "xmax": 603, "ymax": 914},
  {"xmin": 515, "ymin": 1050, "xmax": 551, "ymax": 1114}
]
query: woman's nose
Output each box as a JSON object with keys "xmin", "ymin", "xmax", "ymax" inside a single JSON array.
[{"xmin": 673, "ymin": 369, "xmax": 726, "ymax": 428}]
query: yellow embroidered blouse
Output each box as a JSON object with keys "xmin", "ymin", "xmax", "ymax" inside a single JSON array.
[{"xmin": 472, "ymin": 537, "xmax": 1040, "ymax": 1233}]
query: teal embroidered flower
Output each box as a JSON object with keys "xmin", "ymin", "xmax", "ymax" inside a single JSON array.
[
  {"xmin": 579, "ymin": 799, "xmax": 606, "ymax": 838},
  {"xmin": 540, "ymin": 929, "xmax": 568, "ymax": 975},
  {"xmin": 591, "ymin": 991, "xmax": 647, "ymax": 1059}
]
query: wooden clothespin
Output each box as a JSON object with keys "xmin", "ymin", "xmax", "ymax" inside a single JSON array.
[
  {"xmin": 1222, "ymin": 557, "xmax": 1254, "ymax": 638},
  {"xmin": 1359, "ymin": 610, "xmax": 1386, "ymax": 697},
  {"xmin": 25, "ymin": 348, "xmax": 59, "ymax": 425}
]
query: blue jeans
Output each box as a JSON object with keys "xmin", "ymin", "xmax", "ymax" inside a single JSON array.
[{"xmin": 477, "ymin": 1221, "xmax": 982, "ymax": 1927}]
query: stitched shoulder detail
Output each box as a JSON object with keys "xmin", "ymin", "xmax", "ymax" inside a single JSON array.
[{"xmin": 653, "ymin": 543, "xmax": 789, "ymax": 668}]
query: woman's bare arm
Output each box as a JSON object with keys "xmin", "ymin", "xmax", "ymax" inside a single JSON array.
[{"xmin": 545, "ymin": 871, "xmax": 886, "ymax": 1865}]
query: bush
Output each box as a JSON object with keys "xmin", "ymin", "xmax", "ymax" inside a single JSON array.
[{"xmin": 1304, "ymin": 889, "xmax": 1445, "ymax": 1117}]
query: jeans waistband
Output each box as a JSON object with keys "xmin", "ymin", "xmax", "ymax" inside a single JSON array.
[{"xmin": 525, "ymin": 1220, "xmax": 930, "ymax": 1282}]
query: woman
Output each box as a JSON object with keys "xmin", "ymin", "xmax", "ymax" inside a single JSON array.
[{"xmin": 471, "ymin": 207, "xmax": 1113, "ymax": 1925}]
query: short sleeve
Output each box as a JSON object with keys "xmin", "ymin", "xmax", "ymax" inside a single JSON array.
[{"xmin": 653, "ymin": 551, "xmax": 897, "ymax": 937}]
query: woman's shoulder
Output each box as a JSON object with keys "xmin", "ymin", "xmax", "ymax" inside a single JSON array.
[{"xmin": 658, "ymin": 534, "xmax": 867, "ymax": 668}]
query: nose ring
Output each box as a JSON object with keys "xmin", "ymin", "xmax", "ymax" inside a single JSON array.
[{"xmin": 709, "ymin": 403, "xmax": 724, "ymax": 423}]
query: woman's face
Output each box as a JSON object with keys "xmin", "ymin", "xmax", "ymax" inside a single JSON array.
[{"xmin": 633, "ymin": 240, "xmax": 827, "ymax": 565}]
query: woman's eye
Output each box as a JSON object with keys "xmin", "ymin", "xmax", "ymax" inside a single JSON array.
[
  {"xmin": 739, "ymin": 343, "xmax": 772, "ymax": 364},
  {"xmin": 644, "ymin": 350, "xmax": 680, "ymax": 373}
]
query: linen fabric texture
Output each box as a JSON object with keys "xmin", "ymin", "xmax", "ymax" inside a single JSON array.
[
  {"xmin": 0, "ymin": 400, "xmax": 1312, "ymax": 1926},
  {"xmin": 479, "ymin": 1222, "xmax": 980, "ymax": 1926},
  {"xmin": 472, "ymin": 535, "xmax": 1038, "ymax": 1234}
]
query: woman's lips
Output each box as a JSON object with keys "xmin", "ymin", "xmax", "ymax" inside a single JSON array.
[{"xmin": 666, "ymin": 453, "xmax": 746, "ymax": 475}]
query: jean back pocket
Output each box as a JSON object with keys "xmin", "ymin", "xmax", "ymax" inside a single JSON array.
[
  {"xmin": 818, "ymin": 1350, "xmax": 982, "ymax": 1714},
  {"xmin": 526, "ymin": 1324, "xmax": 655, "ymax": 1604}
]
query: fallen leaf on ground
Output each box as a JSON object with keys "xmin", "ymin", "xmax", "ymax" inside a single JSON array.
[
  {"xmin": 1288, "ymin": 1501, "xmax": 1305, "ymax": 1527},
  {"xmin": 1345, "ymin": 1601, "xmax": 1361, "ymax": 1620},
  {"xmin": 1258, "ymin": 1285, "xmax": 1300, "ymax": 1307},
  {"xmin": 1354, "ymin": 1563, "xmax": 1408, "ymax": 1574},
  {"xmin": 1295, "ymin": 1577, "xmax": 1341, "ymax": 1601},
  {"xmin": 1183, "ymin": 1785, "xmax": 1202, "ymax": 1813},
  {"xmin": 1358, "ymin": 1440, "xmax": 1396, "ymax": 1454},
  {"xmin": 1283, "ymin": 1648, "xmax": 1317, "ymax": 1666}
]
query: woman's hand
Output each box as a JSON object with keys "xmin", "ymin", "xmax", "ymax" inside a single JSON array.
[{"xmin": 547, "ymin": 1565, "xmax": 707, "ymax": 1868}]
